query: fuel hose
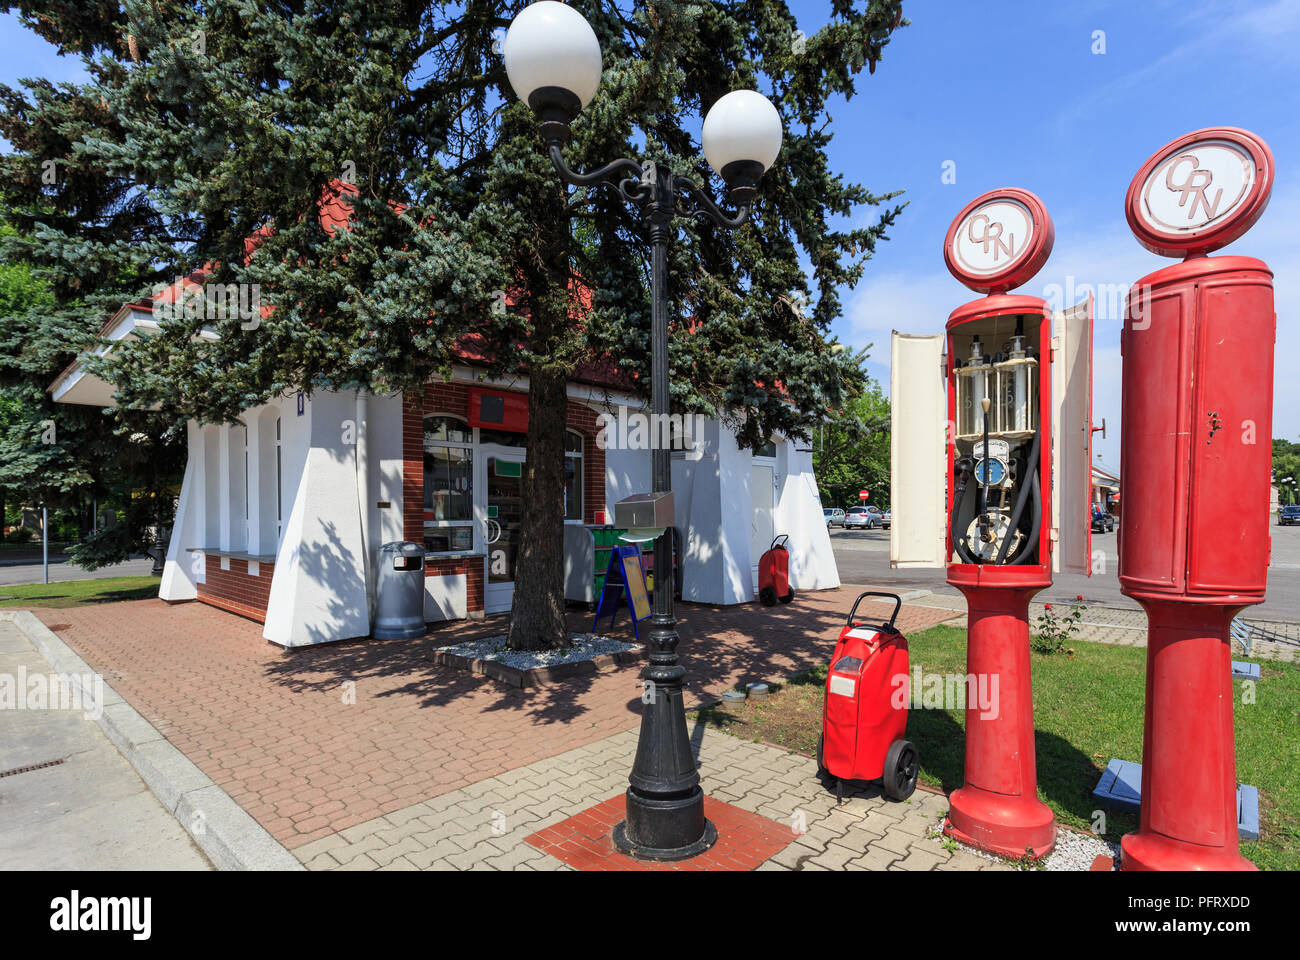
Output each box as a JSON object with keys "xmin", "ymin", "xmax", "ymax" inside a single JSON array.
[
  {"xmin": 950, "ymin": 458, "xmax": 980, "ymax": 564},
  {"xmin": 994, "ymin": 428, "xmax": 1042, "ymax": 565}
]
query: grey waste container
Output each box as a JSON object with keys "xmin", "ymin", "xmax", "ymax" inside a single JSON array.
[{"xmin": 373, "ymin": 542, "xmax": 427, "ymax": 640}]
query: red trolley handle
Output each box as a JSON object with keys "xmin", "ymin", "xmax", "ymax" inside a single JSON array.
[
  {"xmin": 770, "ymin": 535, "xmax": 789, "ymax": 551},
  {"xmin": 846, "ymin": 591, "xmax": 902, "ymax": 632}
]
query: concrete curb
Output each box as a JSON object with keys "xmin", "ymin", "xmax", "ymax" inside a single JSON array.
[
  {"xmin": 0, "ymin": 609, "xmax": 303, "ymax": 871},
  {"xmin": 839, "ymin": 585, "xmax": 934, "ymax": 603}
]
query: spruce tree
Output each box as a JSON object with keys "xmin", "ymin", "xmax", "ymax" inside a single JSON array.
[{"xmin": 5, "ymin": 1, "xmax": 907, "ymax": 649}]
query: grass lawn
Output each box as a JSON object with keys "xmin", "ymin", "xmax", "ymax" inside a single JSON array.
[
  {"xmin": 0, "ymin": 576, "xmax": 160, "ymax": 609},
  {"xmin": 693, "ymin": 624, "xmax": 1300, "ymax": 870}
]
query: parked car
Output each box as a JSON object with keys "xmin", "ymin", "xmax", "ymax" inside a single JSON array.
[
  {"xmin": 824, "ymin": 507, "xmax": 845, "ymax": 528},
  {"xmin": 843, "ymin": 506, "xmax": 879, "ymax": 530},
  {"xmin": 1279, "ymin": 505, "xmax": 1300, "ymax": 526},
  {"xmin": 881, "ymin": 508, "xmax": 891, "ymax": 529},
  {"xmin": 1091, "ymin": 505, "xmax": 1116, "ymax": 533}
]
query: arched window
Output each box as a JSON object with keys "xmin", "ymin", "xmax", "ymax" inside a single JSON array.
[
  {"xmin": 564, "ymin": 430, "xmax": 583, "ymax": 521},
  {"xmin": 424, "ymin": 415, "xmax": 474, "ymax": 552}
]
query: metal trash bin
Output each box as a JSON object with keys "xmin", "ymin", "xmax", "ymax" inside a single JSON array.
[{"xmin": 373, "ymin": 542, "xmax": 427, "ymax": 640}]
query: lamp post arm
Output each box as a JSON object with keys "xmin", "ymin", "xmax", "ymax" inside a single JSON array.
[
  {"xmin": 546, "ymin": 143, "xmax": 648, "ymax": 203},
  {"xmin": 673, "ymin": 173, "xmax": 753, "ymax": 230}
]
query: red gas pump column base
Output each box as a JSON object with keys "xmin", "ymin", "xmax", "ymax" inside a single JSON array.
[
  {"xmin": 943, "ymin": 579, "xmax": 1056, "ymax": 860},
  {"xmin": 1119, "ymin": 598, "xmax": 1256, "ymax": 872}
]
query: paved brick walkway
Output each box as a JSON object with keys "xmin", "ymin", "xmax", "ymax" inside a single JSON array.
[
  {"xmin": 290, "ymin": 726, "xmax": 1008, "ymax": 871},
  {"xmin": 31, "ymin": 589, "xmax": 955, "ymax": 852}
]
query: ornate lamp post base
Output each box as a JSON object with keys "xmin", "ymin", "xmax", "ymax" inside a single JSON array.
[
  {"xmin": 613, "ymin": 792, "xmax": 716, "ymax": 861},
  {"xmin": 612, "ymin": 633, "xmax": 717, "ymax": 861}
]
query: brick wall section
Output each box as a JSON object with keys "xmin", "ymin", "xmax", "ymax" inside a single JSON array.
[
  {"xmin": 401, "ymin": 390, "xmax": 427, "ymax": 545},
  {"xmin": 404, "ymin": 379, "xmax": 609, "ymax": 617},
  {"xmin": 197, "ymin": 559, "xmax": 274, "ymax": 623}
]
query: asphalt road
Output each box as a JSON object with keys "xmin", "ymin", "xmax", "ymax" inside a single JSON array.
[
  {"xmin": 0, "ymin": 557, "xmax": 156, "ymax": 588},
  {"xmin": 829, "ymin": 524, "xmax": 1300, "ymax": 624}
]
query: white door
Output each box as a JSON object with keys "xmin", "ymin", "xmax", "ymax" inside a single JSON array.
[
  {"xmin": 480, "ymin": 444, "xmax": 526, "ymax": 614},
  {"xmin": 1052, "ymin": 294, "xmax": 1095, "ymax": 575},
  {"xmin": 890, "ymin": 332, "xmax": 948, "ymax": 568},
  {"xmin": 751, "ymin": 463, "xmax": 775, "ymax": 590}
]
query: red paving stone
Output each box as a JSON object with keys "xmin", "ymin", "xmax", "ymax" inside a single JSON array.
[
  {"xmin": 32, "ymin": 589, "xmax": 956, "ymax": 850},
  {"xmin": 525, "ymin": 794, "xmax": 794, "ymax": 871}
]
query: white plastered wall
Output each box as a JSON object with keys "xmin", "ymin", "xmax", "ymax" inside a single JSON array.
[
  {"xmin": 262, "ymin": 391, "xmax": 370, "ymax": 646},
  {"xmin": 779, "ymin": 438, "xmax": 840, "ymax": 591}
]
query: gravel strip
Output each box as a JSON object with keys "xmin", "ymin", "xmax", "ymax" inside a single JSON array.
[
  {"xmin": 434, "ymin": 633, "xmax": 642, "ymax": 671},
  {"xmin": 927, "ymin": 815, "xmax": 1119, "ymax": 870}
]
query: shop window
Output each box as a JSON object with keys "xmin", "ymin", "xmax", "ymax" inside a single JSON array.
[
  {"xmin": 564, "ymin": 430, "xmax": 583, "ymax": 521},
  {"xmin": 424, "ymin": 415, "xmax": 474, "ymax": 553}
]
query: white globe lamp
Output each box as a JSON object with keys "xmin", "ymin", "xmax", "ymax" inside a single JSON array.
[
  {"xmin": 503, "ymin": 2, "xmax": 603, "ymax": 129},
  {"xmin": 701, "ymin": 89, "xmax": 783, "ymax": 200}
]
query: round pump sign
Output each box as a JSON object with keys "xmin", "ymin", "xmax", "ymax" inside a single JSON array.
[
  {"xmin": 944, "ymin": 188, "xmax": 1054, "ymax": 294},
  {"xmin": 1125, "ymin": 127, "xmax": 1273, "ymax": 258}
]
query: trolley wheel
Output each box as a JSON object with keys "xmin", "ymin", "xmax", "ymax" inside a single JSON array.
[
  {"xmin": 759, "ymin": 586, "xmax": 778, "ymax": 607},
  {"xmin": 816, "ymin": 734, "xmax": 826, "ymax": 775},
  {"xmin": 882, "ymin": 739, "xmax": 919, "ymax": 801},
  {"xmin": 779, "ymin": 589, "xmax": 795, "ymax": 604}
]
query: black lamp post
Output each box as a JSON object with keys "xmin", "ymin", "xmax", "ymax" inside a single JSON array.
[{"xmin": 503, "ymin": 1, "xmax": 782, "ymax": 860}]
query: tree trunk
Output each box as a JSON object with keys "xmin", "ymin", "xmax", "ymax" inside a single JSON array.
[{"xmin": 504, "ymin": 365, "xmax": 570, "ymax": 650}]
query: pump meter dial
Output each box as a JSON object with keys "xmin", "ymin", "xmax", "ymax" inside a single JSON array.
[{"xmin": 975, "ymin": 457, "xmax": 1008, "ymax": 487}]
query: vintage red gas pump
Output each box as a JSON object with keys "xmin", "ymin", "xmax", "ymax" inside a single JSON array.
[
  {"xmin": 1118, "ymin": 127, "xmax": 1275, "ymax": 872},
  {"xmin": 890, "ymin": 189, "xmax": 1095, "ymax": 860}
]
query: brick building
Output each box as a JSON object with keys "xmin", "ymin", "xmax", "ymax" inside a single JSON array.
[{"xmin": 51, "ymin": 305, "xmax": 840, "ymax": 647}]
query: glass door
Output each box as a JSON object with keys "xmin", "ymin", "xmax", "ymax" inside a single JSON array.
[{"xmin": 481, "ymin": 445, "xmax": 526, "ymax": 614}]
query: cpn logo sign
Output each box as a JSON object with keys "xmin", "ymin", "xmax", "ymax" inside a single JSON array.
[
  {"xmin": 952, "ymin": 199, "xmax": 1033, "ymax": 276},
  {"xmin": 1126, "ymin": 127, "xmax": 1273, "ymax": 258},
  {"xmin": 944, "ymin": 188, "xmax": 1054, "ymax": 294},
  {"xmin": 1139, "ymin": 141, "xmax": 1255, "ymax": 233}
]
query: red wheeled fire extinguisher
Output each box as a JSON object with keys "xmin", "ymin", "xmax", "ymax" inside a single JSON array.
[
  {"xmin": 817, "ymin": 592, "xmax": 918, "ymax": 804},
  {"xmin": 757, "ymin": 535, "xmax": 794, "ymax": 607}
]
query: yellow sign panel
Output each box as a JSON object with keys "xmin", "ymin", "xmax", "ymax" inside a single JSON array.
[{"xmin": 621, "ymin": 552, "xmax": 652, "ymax": 621}]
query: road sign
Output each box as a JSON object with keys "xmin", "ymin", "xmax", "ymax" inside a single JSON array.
[{"xmin": 858, "ymin": 490, "xmax": 869, "ymax": 500}]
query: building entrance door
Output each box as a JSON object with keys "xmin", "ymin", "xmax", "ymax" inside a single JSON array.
[{"xmin": 481, "ymin": 445, "xmax": 526, "ymax": 614}]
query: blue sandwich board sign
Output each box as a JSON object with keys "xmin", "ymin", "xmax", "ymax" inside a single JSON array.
[{"xmin": 593, "ymin": 544, "xmax": 652, "ymax": 640}]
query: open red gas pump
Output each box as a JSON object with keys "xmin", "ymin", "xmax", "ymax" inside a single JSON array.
[
  {"xmin": 1117, "ymin": 127, "xmax": 1274, "ymax": 872},
  {"xmin": 890, "ymin": 188, "xmax": 1095, "ymax": 859}
]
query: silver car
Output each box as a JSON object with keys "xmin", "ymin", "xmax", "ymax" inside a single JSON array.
[{"xmin": 843, "ymin": 506, "xmax": 879, "ymax": 530}]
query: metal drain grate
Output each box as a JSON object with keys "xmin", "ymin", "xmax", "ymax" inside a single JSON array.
[{"xmin": 0, "ymin": 758, "xmax": 67, "ymax": 779}]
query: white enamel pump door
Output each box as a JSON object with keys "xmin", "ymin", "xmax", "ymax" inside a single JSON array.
[
  {"xmin": 1051, "ymin": 295, "xmax": 1095, "ymax": 575},
  {"xmin": 890, "ymin": 332, "xmax": 948, "ymax": 568}
]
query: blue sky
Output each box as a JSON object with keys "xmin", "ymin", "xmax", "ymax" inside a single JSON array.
[{"xmin": 3, "ymin": 1, "xmax": 1297, "ymax": 468}]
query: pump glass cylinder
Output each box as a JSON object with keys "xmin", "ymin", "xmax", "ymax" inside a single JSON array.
[
  {"xmin": 956, "ymin": 364, "xmax": 993, "ymax": 440},
  {"xmin": 995, "ymin": 357, "xmax": 1038, "ymax": 436}
]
